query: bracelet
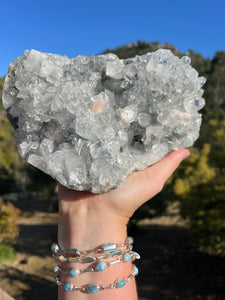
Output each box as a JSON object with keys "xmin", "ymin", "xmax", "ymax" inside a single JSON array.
[
  {"xmin": 55, "ymin": 264, "xmax": 139, "ymax": 293},
  {"xmin": 53, "ymin": 249, "xmax": 132, "ymax": 263},
  {"xmin": 51, "ymin": 236, "xmax": 140, "ymax": 294},
  {"xmin": 51, "ymin": 236, "xmax": 134, "ymax": 262},
  {"xmin": 54, "ymin": 251, "xmax": 140, "ymax": 277},
  {"xmin": 51, "ymin": 237, "xmax": 134, "ymax": 259}
]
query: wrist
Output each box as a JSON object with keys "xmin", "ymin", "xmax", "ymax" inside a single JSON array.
[
  {"xmin": 58, "ymin": 209, "xmax": 128, "ymax": 250},
  {"xmin": 57, "ymin": 185, "xmax": 138, "ymax": 299},
  {"xmin": 58, "ymin": 186, "xmax": 128, "ymax": 249}
]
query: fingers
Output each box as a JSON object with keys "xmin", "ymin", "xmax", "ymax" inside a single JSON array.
[
  {"xmin": 145, "ymin": 148, "xmax": 190, "ymax": 191},
  {"xmin": 123, "ymin": 149, "xmax": 190, "ymax": 208},
  {"xmin": 58, "ymin": 149, "xmax": 190, "ymax": 217}
]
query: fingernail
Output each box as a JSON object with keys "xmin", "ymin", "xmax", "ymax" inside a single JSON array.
[{"xmin": 182, "ymin": 151, "xmax": 191, "ymax": 161}]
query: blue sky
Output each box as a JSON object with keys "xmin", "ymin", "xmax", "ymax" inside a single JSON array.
[{"xmin": 0, "ymin": 0, "xmax": 225, "ymax": 76}]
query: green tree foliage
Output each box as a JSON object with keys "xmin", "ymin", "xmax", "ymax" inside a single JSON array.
[
  {"xmin": 172, "ymin": 120, "xmax": 225, "ymax": 255},
  {"xmin": 0, "ymin": 198, "xmax": 20, "ymax": 244},
  {"xmin": 204, "ymin": 51, "xmax": 225, "ymax": 119},
  {"xmin": 0, "ymin": 198, "xmax": 19, "ymax": 261},
  {"xmin": 0, "ymin": 244, "xmax": 15, "ymax": 262},
  {"xmin": 187, "ymin": 49, "xmax": 211, "ymax": 76},
  {"xmin": 181, "ymin": 176, "xmax": 225, "ymax": 255},
  {"xmin": 0, "ymin": 84, "xmax": 20, "ymax": 193},
  {"xmin": 103, "ymin": 40, "xmax": 181, "ymax": 59},
  {"xmin": 0, "ymin": 77, "xmax": 4, "ymax": 110},
  {"xmin": 0, "ymin": 113, "xmax": 17, "ymax": 173}
]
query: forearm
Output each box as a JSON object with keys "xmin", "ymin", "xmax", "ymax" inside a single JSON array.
[
  {"xmin": 57, "ymin": 188, "xmax": 138, "ymax": 300},
  {"xmin": 56, "ymin": 149, "xmax": 189, "ymax": 299}
]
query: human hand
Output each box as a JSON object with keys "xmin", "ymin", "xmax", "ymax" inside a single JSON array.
[{"xmin": 58, "ymin": 148, "xmax": 190, "ymax": 222}]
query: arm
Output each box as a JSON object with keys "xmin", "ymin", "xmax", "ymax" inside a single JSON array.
[{"xmin": 57, "ymin": 149, "xmax": 190, "ymax": 300}]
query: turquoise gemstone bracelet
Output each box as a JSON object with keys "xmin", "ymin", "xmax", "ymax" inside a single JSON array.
[
  {"xmin": 51, "ymin": 237, "xmax": 134, "ymax": 261},
  {"xmin": 55, "ymin": 264, "xmax": 139, "ymax": 294},
  {"xmin": 52, "ymin": 236, "xmax": 140, "ymax": 294},
  {"xmin": 53, "ymin": 249, "xmax": 133, "ymax": 263},
  {"xmin": 51, "ymin": 237, "xmax": 134, "ymax": 262},
  {"xmin": 54, "ymin": 251, "xmax": 140, "ymax": 277}
]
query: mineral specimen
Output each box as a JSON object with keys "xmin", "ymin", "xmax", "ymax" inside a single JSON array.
[{"xmin": 2, "ymin": 49, "xmax": 206, "ymax": 193}]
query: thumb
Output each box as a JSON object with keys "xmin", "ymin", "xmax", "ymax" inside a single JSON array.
[
  {"xmin": 125, "ymin": 148, "xmax": 190, "ymax": 207},
  {"xmin": 146, "ymin": 148, "xmax": 190, "ymax": 190}
]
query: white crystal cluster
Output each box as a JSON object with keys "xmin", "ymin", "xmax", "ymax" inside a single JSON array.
[{"xmin": 3, "ymin": 49, "xmax": 206, "ymax": 193}]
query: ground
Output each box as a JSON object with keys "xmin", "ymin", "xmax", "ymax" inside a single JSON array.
[{"xmin": 0, "ymin": 198, "xmax": 225, "ymax": 300}]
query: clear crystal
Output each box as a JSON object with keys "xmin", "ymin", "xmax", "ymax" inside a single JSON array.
[
  {"xmin": 2, "ymin": 49, "xmax": 206, "ymax": 193},
  {"xmin": 119, "ymin": 106, "xmax": 137, "ymax": 124}
]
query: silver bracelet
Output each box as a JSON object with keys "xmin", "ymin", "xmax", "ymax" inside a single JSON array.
[
  {"xmin": 51, "ymin": 236, "xmax": 134, "ymax": 262},
  {"xmin": 55, "ymin": 264, "xmax": 139, "ymax": 293},
  {"xmin": 54, "ymin": 251, "xmax": 140, "ymax": 277},
  {"xmin": 51, "ymin": 237, "xmax": 134, "ymax": 259},
  {"xmin": 54, "ymin": 249, "xmax": 133, "ymax": 263}
]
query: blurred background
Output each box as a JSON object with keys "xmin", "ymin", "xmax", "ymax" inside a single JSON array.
[{"xmin": 0, "ymin": 0, "xmax": 225, "ymax": 299}]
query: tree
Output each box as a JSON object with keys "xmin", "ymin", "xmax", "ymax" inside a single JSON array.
[
  {"xmin": 172, "ymin": 120, "xmax": 225, "ymax": 255},
  {"xmin": 102, "ymin": 40, "xmax": 182, "ymax": 59},
  {"xmin": 204, "ymin": 51, "xmax": 225, "ymax": 119},
  {"xmin": 0, "ymin": 77, "xmax": 4, "ymax": 110}
]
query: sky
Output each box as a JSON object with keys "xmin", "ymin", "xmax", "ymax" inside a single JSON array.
[{"xmin": 0, "ymin": 0, "xmax": 225, "ymax": 76}]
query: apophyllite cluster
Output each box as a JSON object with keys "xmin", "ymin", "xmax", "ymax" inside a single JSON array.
[{"xmin": 3, "ymin": 49, "xmax": 206, "ymax": 193}]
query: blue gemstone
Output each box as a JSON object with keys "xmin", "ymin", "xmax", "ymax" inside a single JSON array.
[
  {"xmin": 133, "ymin": 265, "xmax": 139, "ymax": 275},
  {"xmin": 87, "ymin": 285, "xmax": 99, "ymax": 294},
  {"xmin": 116, "ymin": 279, "xmax": 126, "ymax": 288},
  {"xmin": 124, "ymin": 253, "xmax": 131, "ymax": 262},
  {"xmin": 101, "ymin": 243, "xmax": 116, "ymax": 253},
  {"xmin": 68, "ymin": 269, "xmax": 77, "ymax": 277},
  {"xmin": 64, "ymin": 283, "xmax": 72, "ymax": 292},
  {"xmin": 96, "ymin": 262, "xmax": 106, "ymax": 271}
]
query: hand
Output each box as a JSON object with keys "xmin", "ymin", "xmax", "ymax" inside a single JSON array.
[{"xmin": 58, "ymin": 148, "xmax": 190, "ymax": 222}]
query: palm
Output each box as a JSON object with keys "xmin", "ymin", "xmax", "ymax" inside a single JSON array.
[{"xmin": 58, "ymin": 149, "xmax": 189, "ymax": 220}]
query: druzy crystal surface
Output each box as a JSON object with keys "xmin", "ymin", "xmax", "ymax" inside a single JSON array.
[{"xmin": 3, "ymin": 49, "xmax": 206, "ymax": 193}]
